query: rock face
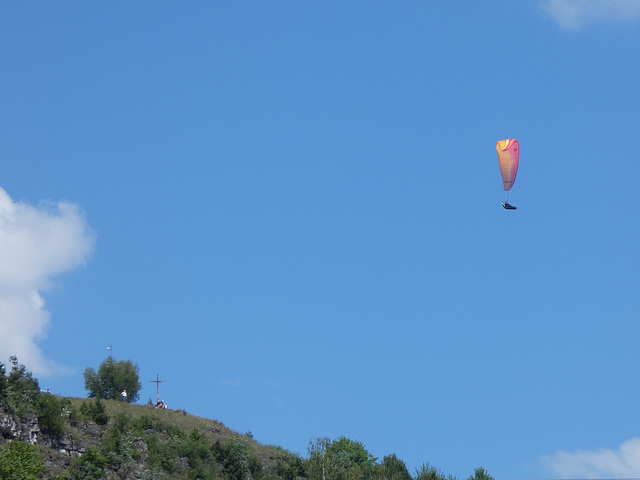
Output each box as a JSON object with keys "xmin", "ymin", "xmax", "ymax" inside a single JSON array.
[
  {"xmin": 0, "ymin": 407, "xmax": 102, "ymax": 478},
  {"xmin": 0, "ymin": 406, "xmax": 156, "ymax": 479},
  {"xmin": 50, "ymin": 432, "xmax": 86, "ymax": 457},
  {"xmin": 0, "ymin": 409, "xmax": 40, "ymax": 445}
]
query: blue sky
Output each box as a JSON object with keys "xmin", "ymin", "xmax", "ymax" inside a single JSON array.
[{"xmin": 2, "ymin": 1, "xmax": 640, "ymax": 479}]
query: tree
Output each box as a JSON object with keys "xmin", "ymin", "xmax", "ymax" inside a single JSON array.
[
  {"xmin": 327, "ymin": 437, "xmax": 377, "ymax": 470},
  {"xmin": 79, "ymin": 397, "xmax": 109, "ymax": 425},
  {"xmin": 36, "ymin": 393, "xmax": 72, "ymax": 437},
  {"xmin": 213, "ymin": 437, "xmax": 262, "ymax": 480},
  {"xmin": 377, "ymin": 454, "xmax": 411, "ymax": 480},
  {"xmin": 308, "ymin": 437, "xmax": 377, "ymax": 480},
  {"xmin": 68, "ymin": 447, "xmax": 108, "ymax": 480},
  {"xmin": 0, "ymin": 361, "xmax": 7, "ymax": 400},
  {"xmin": 0, "ymin": 356, "xmax": 40, "ymax": 417},
  {"xmin": 465, "ymin": 467, "xmax": 494, "ymax": 480},
  {"xmin": 414, "ymin": 463, "xmax": 455, "ymax": 480},
  {"xmin": 308, "ymin": 437, "xmax": 332, "ymax": 480},
  {"xmin": 83, "ymin": 357, "xmax": 141, "ymax": 402},
  {"xmin": 0, "ymin": 440, "xmax": 45, "ymax": 480}
]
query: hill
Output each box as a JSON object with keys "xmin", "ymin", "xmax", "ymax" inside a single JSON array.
[
  {"xmin": 0, "ymin": 358, "xmax": 492, "ymax": 480},
  {"xmin": 0, "ymin": 395, "xmax": 305, "ymax": 479}
]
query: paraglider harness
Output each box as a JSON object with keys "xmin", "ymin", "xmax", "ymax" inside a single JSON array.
[{"xmin": 502, "ymin": 201, "xmax": 517, "ymax": 210}]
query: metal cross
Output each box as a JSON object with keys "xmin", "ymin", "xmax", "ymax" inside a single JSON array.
[{"xmin": 149, "ymin": 374, "xmax": 166, "ymax": 405}]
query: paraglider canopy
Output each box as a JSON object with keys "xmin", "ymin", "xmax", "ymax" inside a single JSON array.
[
  {"xmin": 496, "ymin": 139, "xmax": 519, "ymax": 209},
  {"xmin": 496, "ymin": 139, "xmax": 519, "ymax": 191}
]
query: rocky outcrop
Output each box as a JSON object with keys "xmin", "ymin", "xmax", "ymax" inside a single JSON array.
[
  {"xmin": 0, "ymin": 409, "xmax": 40, "ymax": 445},
  {"xmin": 0, "ymin": 408, "xmax": 97, "ymax": 458},
  {"xmin": 50, "ymin": 433, "xmax": 86, "ymax": 457}
]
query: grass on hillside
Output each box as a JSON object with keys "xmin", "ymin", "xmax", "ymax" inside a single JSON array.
[{"xmin": 65, "ymin": 397, "xmax": 302, "ymax": 467}]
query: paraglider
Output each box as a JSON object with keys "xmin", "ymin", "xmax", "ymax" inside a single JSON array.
[{"xmin": 496, "ymin": 139, "xmax": 519, "ymax": 210}]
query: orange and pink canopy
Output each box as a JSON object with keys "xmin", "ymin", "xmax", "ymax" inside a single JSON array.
[{"xmin": 496, "ymin": 139, "xmax": 519, "ymax": 191}]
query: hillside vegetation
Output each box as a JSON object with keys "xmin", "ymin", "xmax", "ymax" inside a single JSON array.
[{"xmin": 0, "ymin": 357, "xmax": 494, "ymax": 480}]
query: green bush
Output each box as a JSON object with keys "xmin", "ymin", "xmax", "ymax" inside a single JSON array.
[
  {"xmin": 185, "ymin": 464, "xmax": 217, "ymax": 480},
  {"xmin": 0, "ymin": 362, "xmax": 7, "ymax": 402},
  {"xmin": 185, "ymin": 428, "xmax": 213, "ymax": 465},
  {"xmin": 1, "ymin": 356, "xmax": 40, "ymax": 418},
  {"xmin": 0, "ymin": 440, "xmax": 45, "ymax": 480},
  {"xmin": 79, "ymin": 398, "xmax": 109, "ymax": 425},
  {"xmin": 132, "ymin": 414, "xmax": 155, "ymax": 434},
  {"xmin": 143, "ymin": 434, "xmax": 164, "ymax": 472},
  {"xmin": 141, "ymin": 420, "xmax": 194, "ymax": 475},
  {"xmin": 68, "ymin": 446, "xmax": 109, "ymax": 479},
  {"xmin": 308, "ymin": 437, "xmax": 376, "ymax": 480},
  {"xmin": 276, "ymin": 454, "xmax": 306, "ymax": 480},
  {"xmin": 112, "ymin": 412, "xmax": 132, "ymax": 432},
  {"xmin": 414, "ymin": 463, "xmax": 456, "ymax": 480},
  {"xmin": 377, "ymin": 454, "xmax": 411, "ymax": 480},
  {"xmin": 214, "ymin": 437, "xmax": 263, "ymax": 480},
  {"xmin": 465, "ymin": 468, "xmax": 494, "ymax": 480},
  {"xmin": 36, "ymin": 393, "xmax": 75, "ymax": 437}
]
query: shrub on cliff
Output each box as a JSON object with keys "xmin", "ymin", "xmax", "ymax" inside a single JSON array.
[
  {"xmin": 0, "ymin": 439, "xmax": 45, "ymax": 479},
  {"xmin": 0, "ymin": 356, "xmax": 40, "ymax": 418}
]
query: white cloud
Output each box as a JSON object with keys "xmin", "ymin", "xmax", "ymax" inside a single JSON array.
[
  {"xmin": 540, "ymin": 0, "xmax": 640, "ymax": 29},
  {"xmin": 542, "ymin": 438, "xmax": 640, "ymax": 478},
  {"xmin": 0, "ymin": 188, "xmax": 94, "ymax": 376}
]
